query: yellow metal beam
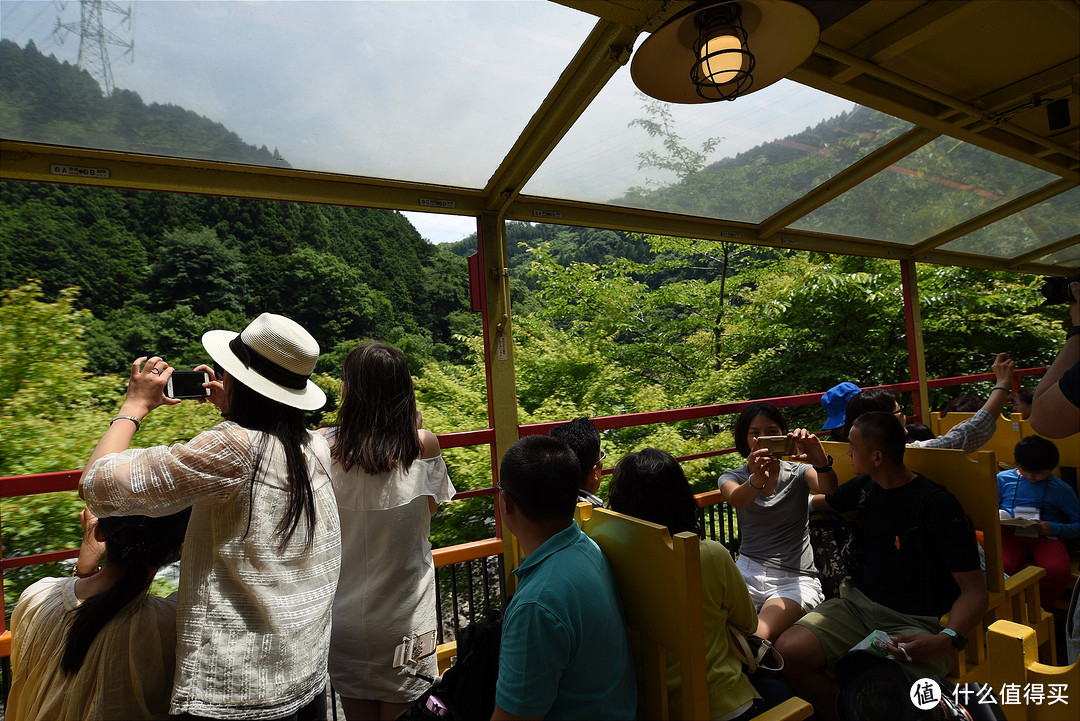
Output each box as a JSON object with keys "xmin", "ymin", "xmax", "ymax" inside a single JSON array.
[
  {"xmin": 1008, "ymin": 233, "xmax": 1080, "ymax": 268},
  {"xmin": 830, "ymin": 1, "xmax": 983, "ymax": 85},
  {"xmin": 0, "ymin": 140, "xmax": 488, "ymax": 215},
  {"xmin": 976, "ymin": 60, "xmax": 1080, "ymax": 116},
  {"xmin": 792, "ymin": 49, "xmax": 1080, "ymax": 181},
  {"xmin": 505, "ymin": 195, "xmax": 1074, "ymax": 274},
  {"xmin": 4, "ymin": 139, "xmax": 1074, "ymax": 274}
]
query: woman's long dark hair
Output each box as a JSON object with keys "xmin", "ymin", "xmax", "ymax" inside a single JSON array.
[
  {"xmin": 62, "ymin": 509, "xmax": 190, "ymax": 674},
  {"xmin": 332, "ymin": 342, "xmax": 421, "ymax": 475},
  {"xmin": 608, "ymin": 448, "xmax": 702, "ymax": 537},
  {"xmin": 225, "ymin": 376, "xmax": 317, "ymax": 550}
]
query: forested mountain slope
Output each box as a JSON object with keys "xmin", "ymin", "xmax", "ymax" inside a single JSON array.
[
  {"xmin": 0, "ymin": 40, "xmax": 475, "ymax": 374},
  {"xmin": 1, "ymin": 39, "xmax": 281, "ymax": 165}
]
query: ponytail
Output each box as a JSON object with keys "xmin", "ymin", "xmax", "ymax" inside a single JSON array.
[{"xmin": 62, "ymin": 509, "xmax": 190, "ymax": 674}]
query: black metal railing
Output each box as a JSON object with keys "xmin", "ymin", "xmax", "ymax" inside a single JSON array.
[
  {"xmin": 701, "ymin": 500, "xmax": 739, "ymax": 555},
  {"xmin": 434, "ymin": 553, "xmax": 505, "ymax": 644}
]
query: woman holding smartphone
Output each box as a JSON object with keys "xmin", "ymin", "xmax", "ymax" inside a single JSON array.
[
  {"xmin": 321, "ymin": 342, "xmax": 455, "ymax": 721},
  {"xmin": 718, "ymin": 402, "xmax": 838, "ymax": 648},
  {"xmin": 80, "ymin": 313, "xmax": 341, "ymax": 720}
]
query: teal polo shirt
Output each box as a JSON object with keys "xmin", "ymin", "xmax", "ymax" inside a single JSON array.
[{"xmin": 495, "ymin": 522, "xmax": 637, "ymax": 720}]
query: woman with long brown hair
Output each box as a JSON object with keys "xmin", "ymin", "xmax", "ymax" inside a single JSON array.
[{"xmin": 322, "ymin": 341, "xmax": 455, "ymax": 721}]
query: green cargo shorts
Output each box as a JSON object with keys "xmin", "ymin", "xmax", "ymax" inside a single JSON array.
[{"xmin": 794, "ymin": 580, "xmax": 952, "ymax": 678}]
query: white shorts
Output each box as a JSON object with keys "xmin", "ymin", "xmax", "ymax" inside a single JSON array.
[{"xmin": 736, "ymin": 554, "xmax": 824, "ymax": 613}]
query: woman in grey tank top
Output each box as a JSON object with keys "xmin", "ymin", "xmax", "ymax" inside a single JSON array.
[{"xmin": 718, "ymin": 403, "xmax": 839, "ymax": 644}]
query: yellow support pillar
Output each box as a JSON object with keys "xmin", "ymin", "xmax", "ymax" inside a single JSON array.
[{"xmin": 478, "ymin": 212, "xmax": 524, "ymax": 594}]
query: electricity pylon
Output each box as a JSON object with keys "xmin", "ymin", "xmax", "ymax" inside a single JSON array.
[{"xmin": 53, "ymin": 0, "xmax": 134, "ymax": 96}]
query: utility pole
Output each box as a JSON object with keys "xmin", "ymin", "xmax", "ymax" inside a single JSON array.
[{"xmin": 53, "ymin": 0, "xmax": 134, "ymax": 96}]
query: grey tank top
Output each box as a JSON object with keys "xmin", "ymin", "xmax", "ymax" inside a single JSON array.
[{"xmin": 718, "ymin": 461, "xmax": 817, "ymax": 575}]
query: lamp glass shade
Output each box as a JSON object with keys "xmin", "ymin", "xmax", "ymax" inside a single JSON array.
[{"xmin": 698, "ymin": 31, "xmax": 746, "ymax": 85}]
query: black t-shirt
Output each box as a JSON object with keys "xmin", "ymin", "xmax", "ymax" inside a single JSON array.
[{"xmin": 825, "ymin": 474, "xmax": 980, "ymax": 617}]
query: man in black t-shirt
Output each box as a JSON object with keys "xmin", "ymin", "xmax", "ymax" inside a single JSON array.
[{"xmin": 774, "ymin": 412, "xmax": 988, "ymax": 720}]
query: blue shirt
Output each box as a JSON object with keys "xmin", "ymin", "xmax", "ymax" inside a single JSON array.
[
  {"xmin": 495, "ymin": 523, "xmax": 637, "ymax": 720},
  {"xmin": 997, "ymin": 468, "xmax": 1080, "ymax": 541}
]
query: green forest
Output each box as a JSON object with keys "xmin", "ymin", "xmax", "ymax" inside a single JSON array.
[{"xmin": 0, "ymin": 39, "xmax": 1071, "ymax": 615}]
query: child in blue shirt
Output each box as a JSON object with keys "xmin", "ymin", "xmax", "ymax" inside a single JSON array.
[{"xmin": 998, "ymin": 435, "xmax": 1080, "ymax": 609}]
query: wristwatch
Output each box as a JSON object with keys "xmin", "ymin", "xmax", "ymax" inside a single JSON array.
[
  {"xmin": 813, "ymin": 454, "xmax": 834, "ymax": 473},
  {"xmin": 940, "ymin": 627, "xmax": 966, "ymax": 651}
]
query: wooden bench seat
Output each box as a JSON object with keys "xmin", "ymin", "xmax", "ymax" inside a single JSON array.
[{"xmin": 575, "ymin": 503, "xmax": 813, "ymax": 721}]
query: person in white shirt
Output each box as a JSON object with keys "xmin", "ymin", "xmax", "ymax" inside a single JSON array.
[
  {"xmin": 80, "ymin": 313, "xmax": 341, "ymax": 720},
  {"xmin": 321, "ymin": 342, "xmax": 455, "ymax": 721}
]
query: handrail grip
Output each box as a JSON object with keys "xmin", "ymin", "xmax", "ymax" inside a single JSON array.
[{"xmin": 431, "ymin": 538, "xmax": 504, "ymax": 568}]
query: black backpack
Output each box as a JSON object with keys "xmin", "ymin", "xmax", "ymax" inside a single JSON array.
[
  {"xmin": 809, "ymin": 508, "xmax": 865, "ymax": 599},
  {"xmin": 400, "ymin": 608, "xmax": 503, "ymax": 720},
  {"xmin": 835, "ymin": 650, "xmax": 1005, "ymax": 721}
]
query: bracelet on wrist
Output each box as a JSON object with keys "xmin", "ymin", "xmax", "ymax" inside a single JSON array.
[
  {"xmin": 110, "ymin": 414, "xmax": 141, "ymax": 432},
  {"xmin": 813, "ymin": 453, "xmax": 834, "ymax": 474},
  {"xmin": 1065, "ymin": 325, "xmax": 1080, "ymax": 340},
  {"xmin": 73, "ymin": 565, "xmax": 100, "ymax": 579},
  {"xmin": 748, "ymin": 478, "xmax": 766, "ymax": 491},
  {"xmin": 991, "ymin": 386, "xmax": 1011, "ymax": 393}
]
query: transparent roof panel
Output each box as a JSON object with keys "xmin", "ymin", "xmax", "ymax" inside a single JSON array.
[
  {"xmin": 938, "ymin": 186, "xmax": 1080, "ymax": 259},
  {"xmin": 0, "ymin": 0, "xmax": 593, "ymax": 188},
  {"xmin": 792, "ymin": 136, "xmax": 1058, "ymax": 244},
  {"xmin": 525, "ymin": 67, "xmax": 901, "ymax": 224},
  {"xmin": 1035, "ymin": 245, "xmax": 1080, "ymax": 268}
]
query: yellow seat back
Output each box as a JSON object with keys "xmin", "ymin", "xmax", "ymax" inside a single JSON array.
[
  {"xmin": 904, "ymin": 446, "xmax": 1005, "ymax": 595},
  {"xmin": 988, "ymin": 620, "xmax": 1079, "ymax": 721},
  {"xmin": 575, "ymin": 503, "xmax": 709, "ymax": 720},
  {"xmin": 930, "ymin": 411, "xmax": 1022, "ymax": 466}
]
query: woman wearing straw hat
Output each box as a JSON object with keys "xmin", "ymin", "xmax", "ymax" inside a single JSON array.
[{"xmin": 80, "ymin": 313, "xmax": 341, "ymax": 720}]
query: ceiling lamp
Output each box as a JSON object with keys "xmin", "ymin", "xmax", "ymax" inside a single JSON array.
[{"xmin": 631, "ymin": 0, "xmax": 820, "ymax": 104}]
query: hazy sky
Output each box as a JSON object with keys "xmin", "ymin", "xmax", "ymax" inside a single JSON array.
[{"xmin": 1, "ymin": 0, "xmax": 855, "ymax": 244}]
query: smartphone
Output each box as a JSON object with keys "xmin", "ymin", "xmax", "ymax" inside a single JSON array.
[
  {"xmin": 758, "ymin": 435, "xmax": 796, "ymax": 458},
  {"xmin": 164, "ymin": 370, "xmax": 211, "ymax": 399},
  {"xmin": 392, "ymin": 630, "xmax": 438, "ymax": 668}
]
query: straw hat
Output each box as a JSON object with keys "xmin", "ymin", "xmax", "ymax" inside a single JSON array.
[{"xmin": 202, "ymin": 313, "xmax": 326, "ymax": 411}]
